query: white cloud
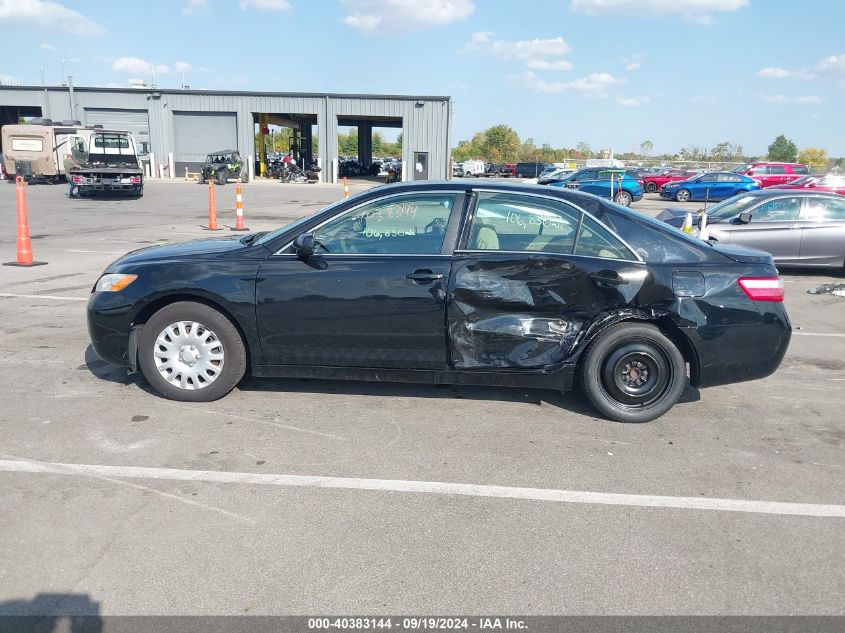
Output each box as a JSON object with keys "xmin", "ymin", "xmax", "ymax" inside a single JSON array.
[
  {"xmin": 816, "ymin": 54, "xmax": 845, "ymax": 78},
  {"xmin": 0, "ymin": 73, "xmax": 21, "ymax": 84},
  {"xmin": 182, "ymin": 0, "xmax": 208, "ymax": 14},
  {"xmin": 39, "ymin": 42, "xmax": 56, "ymax": 50},
  {"xmin": 617, "ymin": 96, "xmax": 650, "ymax": 106},
  {"xmin": 526, "ymin": 60, "xmax": 574, "ymax": 71},
  {"xmin": 239, "ymin": 0, "xmax": 291, "ymax": 10},
  {"xmin": 796, "ymin": 95, "xmax": 821, "ymax": 103},
  {"xmin": 0, "ymin": 0, "xmax": 104, "ymax": 35},
  {"xmin": 571, "ymin": 0, "xmax": 748, "ymax": 24},
  {"xmin": 174, "ymin": 61, "xmax": 193, "ymax": 74},
  {"xmin": 465, "ymin": 32, "xmax": 572, "ymax": 71},
  {"xmin": 112, "ymin": 57, "xmax": 169, "ymax": 76},
  {"xmin": 341, "ymin": 0, "xmax": 474, "ymax": 34},
  {"xmin": 763, "ymin": 94, "xmax": 786, "ymax": 102},
  {"xmin": 510, "ymin": 71, "xmax": 620, "ymax": 94},
  {"xmin": 622, "ymin": 53, "xmax": 643, "ymax": 70},
  {"xmin": 758, "ymin": 67, "xmax": 792, "ymax": 78}
]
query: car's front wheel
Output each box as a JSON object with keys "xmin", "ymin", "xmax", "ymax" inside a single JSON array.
[
  {"xmin": 645, "ymin": 182, "xmax": 657, "ymax": 193},
  {"xmin": 216, "ymin": 168, "xmax": 229, "ymax": 185},
  {"xmin": 675, "ymin": 188, "xmax": 691, "ymax": 202},
  {"xmin": 614, "ymin": 190, "xmax": 633, "ymax": 206},
  {"xmin": 138, "ymin": 301, "xmax": 247, "ymax": 402},
  {"xmin": 579, "ymin": 322, "xmax": 686, "ymax": 423}
]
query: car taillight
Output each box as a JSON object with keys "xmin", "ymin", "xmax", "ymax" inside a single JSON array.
[
  {"xmin": 738, "ymin": 277, "xmax": 784, "ymax": 302},
  {"xmin": 71, "ymin": 175, "xmax": 83, "ymax": 183},
  {"xmin": 130, "ymin": 176, "xmax": 141, "ymax": 184}
]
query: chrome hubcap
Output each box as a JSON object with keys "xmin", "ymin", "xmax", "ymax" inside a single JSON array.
[{"xmin": 154, "ymin": 321, "xmax": 224, "ymax": 390}]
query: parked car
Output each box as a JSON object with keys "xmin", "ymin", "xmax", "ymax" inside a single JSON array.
[
  {"xmin": 537, "ymin": 168, "xmax": 576, "ymax": 185},
  {"xmin": 642, "ymin": 169, "xmax": 697, "ymax": 193},
  {"xmin": 657, "ymin": 190, "xmax": 845, "ymax": 268},
  {"xmin": 500, "ymin": 163, "xmax": 516, "ymax": 177},
  {"xmin": 87, "ymin": 181, "xmax": 790, "ymax": 423},
  {"xmin": 515, "ymin": 162, "xmax": 547, "ymax": 178},
  {"xmin": 731, "ymin": 162, "xmax": 809, "ymax": 188},
  {"xmin": 548, "ymin": 167, "xmax": 644, "ymax": 206},
  {"xmin": 773, "ymin": 174, "xmax": 845, "ymax": 196},
  {"xmin": 660, "ymin": 172, "xmax": 760, "ymax": 202}
]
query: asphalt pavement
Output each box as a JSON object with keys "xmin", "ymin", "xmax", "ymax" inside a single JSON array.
[{"xmin": 0, "ymin": 178, "xmax": 843, "ymax": 616}]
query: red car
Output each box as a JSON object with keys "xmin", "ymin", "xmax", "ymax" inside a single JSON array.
[
  {"xmin": 773, "ymin": 174, "xmax": 845, "ymax": 196},
  {"xmin": 642, "ymin": 169, "xmax": 696, "ymax": 193},
  {"xmin": 731, "ymin": 162, "xmax": 809, "ymax": 188}
]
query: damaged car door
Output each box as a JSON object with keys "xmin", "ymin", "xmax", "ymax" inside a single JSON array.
[{"xmin": 448, "ymin": 191, "xmax": 648, "ymax": 370}]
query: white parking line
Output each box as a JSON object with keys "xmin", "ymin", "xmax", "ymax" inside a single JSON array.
[
  {"xmin": 0, "ymin": 293, "xmax": 87, "ymax": 302},
  {"xmin": 792, "ymin": 332, "xmax": 845, "ymax": 338},
  {"xmin": 0, "ymin": 459, "xmax": 842, "ymax": 518}
]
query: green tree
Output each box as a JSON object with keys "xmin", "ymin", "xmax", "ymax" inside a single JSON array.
[
  {"xmin": 452, "ymin": 131, "xmax": 486, "ymax": 163},
  {"xmin": 482, "ymin": 124, "xmax": 521, "ymax": 163},
  {"xmin": 711, "ymin": 141, "xmax": 744, "ymax": 162},
  {"xmin": 797, "ymin": 147, "xmax": 828, "ymax": 171},
  {"xmin": 576, "ymin": 141, "xmax": 592, "ymax": 158},
  {"xmin": 768, "ymin": 135, "xmax": 798, "ymax": 162},
  {"xmin": 639, "ymin": 140, "xmax": 654, "ymax": 157}
]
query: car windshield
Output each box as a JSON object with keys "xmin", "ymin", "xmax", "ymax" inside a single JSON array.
[
  {"xmin": 731, "ymin": 164, "xmax": 751, "ymax": 174},
  {"xmin": 788, "ymin": 175, "xmax": 817, "ymax": 185},
  {"xmin": 705, "ymin": 194, "xmax": 760, "ymax": 220}
]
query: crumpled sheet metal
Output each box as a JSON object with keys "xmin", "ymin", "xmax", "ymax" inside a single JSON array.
[
  {"xmin": 808, "ymin": 283, "xmax": 845, "ymax": 297},
  {"xmin": 449, "ymin": 258, "xmax": 602, "ymax": 369}
]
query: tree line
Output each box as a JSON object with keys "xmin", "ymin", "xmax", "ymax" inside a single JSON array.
[{"xmin": 451, "ymin": 124, "xmax": 841, "ymax": 172}]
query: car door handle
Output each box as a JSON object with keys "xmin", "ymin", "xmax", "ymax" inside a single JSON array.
[
  {"xmin": 589, "ymin": 271, "xmax": 628, "ymax": 285},
  {"xmin": 405, "ymin": 270, "xmax": 445, "ymax": 283},
  {"xmin": 786, "ymin": 224, "xmax": 801, "ymax": 229}
]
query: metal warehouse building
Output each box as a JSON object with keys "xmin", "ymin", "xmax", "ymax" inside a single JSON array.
[{"xmin": 0, "ymin": 84, "xmax": 452, "ymax": 182}]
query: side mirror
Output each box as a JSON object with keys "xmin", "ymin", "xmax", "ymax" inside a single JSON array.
[
  {"xmin": 293, "ymin": 233, "xmax": 315, "ymax": 258},
  {"xmin": 737, "ymin": 211, "xmax": 752, "ymax": 224}
]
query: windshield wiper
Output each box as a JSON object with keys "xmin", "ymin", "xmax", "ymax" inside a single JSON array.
[{"xmin": 239, "ymin": 231, "xmax": 268, "ymax": 245}]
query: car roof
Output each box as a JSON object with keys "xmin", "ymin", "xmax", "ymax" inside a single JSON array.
[{"xmin": 732, "ymin": 188, "xmax": 842, "ymax": 199}]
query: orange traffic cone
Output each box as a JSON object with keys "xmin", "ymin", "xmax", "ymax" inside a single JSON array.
[
  {"xmin": 231, "ymin": 179, "xmax": 249, "ymax": 231},
  {"xmin": 4, "ymin": 177, "xmax": 47, "ymax": 267},
  {"xmin": 204, "ymin": 178, "xmax": 222, "ymax": 231},
  {"xmin": 343, "ymin": 176, "xmax": 349, "ymax": 198}
]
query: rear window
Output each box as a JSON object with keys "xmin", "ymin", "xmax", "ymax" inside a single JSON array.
[
  {"xmin": 93, "ymin": 136, "xmax": 130, "ymax": 149},
  {"xmin": 792, "ymin": 165, "xmax": 809, "ymax": 174}
]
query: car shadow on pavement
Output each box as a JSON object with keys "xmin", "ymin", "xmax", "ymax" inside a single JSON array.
[
  {"xmin": 84, "ymin": 345, "xmax": 701, "ymax": 417},
  {"xmin": 0, "ymin": 593, "xmax": 102, "ymax": 632}
]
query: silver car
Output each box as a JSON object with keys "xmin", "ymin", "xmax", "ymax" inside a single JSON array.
[{"xmin": 656, "ymin": 190, "xmax": 845, "ymax": 268}]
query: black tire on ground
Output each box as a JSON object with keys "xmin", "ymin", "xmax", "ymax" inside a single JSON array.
[
  {"xmin": 645, "ymin": 182, "xmax": 657, "ymax": 193},
  {"xmin": 579, "ymin": 322, "xmax": 686, "ymax": 423},
  {"xmin": 675, "ymin": 188, "xmax": 691, "ymax": 203},
  {"xmin": 240, "ymin": 170, "xmax": 249, "ymax": 183},
  {"xmin": 614, "ymin": 190, "xmax": 633, "ymax": 206},
  {"xmin": 138, "ymin": 301, "xmax": 247, "ymax": 402},
  {"xmin": 135, "ymin": 187, "xmax": 144, "ymax": 198},
  {"xmin": 216, "ymin": 168, "xmax": 229, "ymax": 185}
]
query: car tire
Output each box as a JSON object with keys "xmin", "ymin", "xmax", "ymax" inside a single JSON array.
[
  {"xmin": 675, "ymin": 188, "xmax": 691, "ymax": 202},
  {"xmin": 579, "ymin": 322, "xmax": 686, "ymax": 423},
  {"xmin": 645, "ymin": 182, "xmax": 657, "ymax": 193},
  {"xmin": 216, "ymin": 168, "xmax": 229, "ymax": 185},
  {"xmin": 138, "ymin": 301, "xmax": 247, "ymax": 402},
  {"xmin": 240, "ymin": 170, "xmax": 249, "ymax": 183},
  {"xmin": 614, "ymin": 191, "xmax": 633, "ymax": 206}
]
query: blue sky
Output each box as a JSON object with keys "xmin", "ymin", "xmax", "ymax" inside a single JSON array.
[{"xmin": 2, "ymin": 0, "xmax": 844, "ymax": 155}]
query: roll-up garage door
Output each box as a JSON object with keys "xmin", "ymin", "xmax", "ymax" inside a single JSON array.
[
  {"xmin": 173, "ymin": 112, "xmax": 237, "ymax": 165},
  {"xmin": 84, "ymin": 108, "xmax": 150, "ymax": 155}
]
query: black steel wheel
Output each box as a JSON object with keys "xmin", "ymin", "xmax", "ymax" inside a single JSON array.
[
  {"xmin": 579, "ymin": 322, "xmax": 686, "ymax": 423},
  {"xmin": 645, "ymin": 181, "xmax": 657, "ymax": 193}
]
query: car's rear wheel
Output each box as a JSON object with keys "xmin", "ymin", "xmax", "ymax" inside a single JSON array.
[
  {"xmin": 614, "ymin": 190, "xmax": 633, "ymax": 206},
  {"xmin": 138, "ymin": 301, "xmax": 246, "ymax": 402},
  {"xmin": 579, "ymin": 322, "xmax": 686, "ymax": 423},
  {"xmin": 645, "ymin": 182, "xmax": 657, "ymax": 193},
  {"xmin": 675, "ymin": 188, "xmax": 691, "ymax": 202},
  {"xmin": 216, "ymin": 168, "xmax": 229, "ymax": 185}
]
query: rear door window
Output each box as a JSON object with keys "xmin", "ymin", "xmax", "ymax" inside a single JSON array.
[
  {"xmin": 804, "ymin": 197, "xmax": 845, "ymax": 221},
  {"xmin": 767, "ymin": 165, "xmax": 786, "ymax": 175},
  {"xmin": 466, "ymin": 192, "xmax": 580, "ymax": 254},
  {"xmin": 574, "ymin": 215, "xmax": 636, "ymax": 260}
]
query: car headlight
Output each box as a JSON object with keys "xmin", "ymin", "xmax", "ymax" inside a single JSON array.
[{"xmin": 95, "ymin": 273, "xmax": 138, "ymax": 292}]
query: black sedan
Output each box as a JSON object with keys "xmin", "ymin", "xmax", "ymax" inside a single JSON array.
[
  {"xmin": 88, "ymin": 181, "xmax": 791, "ymax": 423},
  {"xmin": 657, "ymin": 189, "xmax": 845, "ymax": 268}
]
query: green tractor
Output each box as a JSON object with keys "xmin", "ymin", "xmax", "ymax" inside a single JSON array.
[{"xmin": 200, "ymin": 150, "xmax": 248, "ymax": 185}]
